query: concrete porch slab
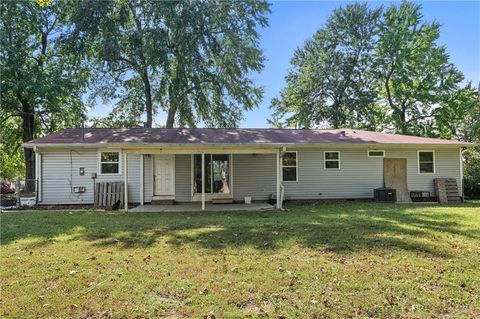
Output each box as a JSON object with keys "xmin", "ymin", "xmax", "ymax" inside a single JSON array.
[{"xmin": 129, "ymin": 202, "xmax": 275, "ymax": 213}]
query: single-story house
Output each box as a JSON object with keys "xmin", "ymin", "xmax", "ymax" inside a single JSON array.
[{"xmin": 23, "ymin": 128, "xmax": 470, "ymax": 210}]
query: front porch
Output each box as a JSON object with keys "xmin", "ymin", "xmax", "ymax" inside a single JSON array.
[{"xmin": 129, "ymin": 202, "xmax": 275, "ymax": 212}]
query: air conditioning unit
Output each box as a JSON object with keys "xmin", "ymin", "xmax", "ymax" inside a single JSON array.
[{"xmin": 73, "ymin": 186, "xmax": 86, "ymax": 193}]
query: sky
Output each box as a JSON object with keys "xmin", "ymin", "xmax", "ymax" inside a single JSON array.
[{"xmin": 88, "ymin": 1, "xmax": 480, "ymax": 128}]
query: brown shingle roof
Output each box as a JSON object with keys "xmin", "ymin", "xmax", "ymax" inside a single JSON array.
[{"xmin": 24, "ymin": 128, "xmax": 470, "ymax": 147}]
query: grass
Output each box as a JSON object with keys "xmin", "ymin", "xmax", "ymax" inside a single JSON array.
[{"xmin": 1, "ymin": 202, "xmax": 480, "ymax": 318}]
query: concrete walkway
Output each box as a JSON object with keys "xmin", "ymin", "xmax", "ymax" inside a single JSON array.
[{"xmin": 129, "ymin": 202, "xmax": 275, "ymax": 213}]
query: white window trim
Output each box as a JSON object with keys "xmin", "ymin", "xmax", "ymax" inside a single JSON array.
[
  {"xmin": 282, "ymin": 151, "xmax": 298, "ymax": 182},
  {"xmin": 417, "ymin": 150, "xmax": 436, "ymax": 174},
  {"xmin": 324, "ymin": 151, "xmax": 341, "ymax": 169},
  {"xmin": 98, "ymin": 149, "xmax": 122, "ymax": 175},
  {"xmin": 367, "ymin": 150, "xmax": 385, "ymax": 158}
]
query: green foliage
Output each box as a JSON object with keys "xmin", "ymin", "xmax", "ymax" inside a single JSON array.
[
  {"xmin": 464, "ymin": 146, "xmax": 480, "ymax": 199},
  {"xmin": 271, "ymin": 1, "xmax": 466, "ymax": 137},
  {"xmin": 271, "ymin": 3, "xmax": 383, "ymax": 129},
  {"xmin": 376, "ymin": 2, "xmax": 464, "ymax": 135},
  {"xmin": 435, "ymin": 83, "xmax": 480, "ymax": 140},
  {"xmin": 90, "ymin": 105, "xmax": 144, "ymax": 128},
  {"xmin": 70, "ymin": 0, "xmax": 270, "ymax": 128},
  {"xmin": 0, "ymin": 118, "xmax": 24, "ymax": 180},
  {"xmin": 0, "ymin": 0, "xmax": 90, "ymax": 180}
]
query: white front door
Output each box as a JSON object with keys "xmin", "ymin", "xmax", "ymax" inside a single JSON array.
[{"xmin": 154, "ymin": 155, "xmax": 175, "ymax": 196}]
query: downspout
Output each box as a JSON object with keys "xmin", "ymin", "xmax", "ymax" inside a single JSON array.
[
  {"xmin": 33, "ymin": 146, "xmax": 41, "ymax": 204},
  {"xmin": 276, "ymin": 149, "xmax": 281, "ymax": 209},
  {"xmin": 140, "ymin": 154, "xmax": 144, "ymax": 205},
  {"xmin": 277, "ymin": 147, "xmax": 286, "ymax": 210},
  {"xmin": 124, "ymin": 151, "xmax": 128, "ymax": 211},
  {"xmin": 460, "ymin": 147, "xmax": 465, "ymax": 202},
  {"xmin": 201, "ymin": 153, "xmax": 205, "ymax": 211}
]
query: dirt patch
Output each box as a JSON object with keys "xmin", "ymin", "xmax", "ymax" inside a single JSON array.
[{"xmin": 237, "ymin": 300, "xmax": 275, "ymax": 314}]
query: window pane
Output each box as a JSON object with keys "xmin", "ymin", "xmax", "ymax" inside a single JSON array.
[
  {"xmin": 419, "ymin": 162, "xmax": 434, "ymax": 173},
  {"xmin": 212, "ymin": 155, "xmax": 229, "ymax": 194},
  {"xmin": 325, "ymin": 160, "xmax": 339, "ymax": 169},
  {"xmin": 325, "ymin": 152, "xmax": 339, "ymax": 160},
  {"xmin": 101, "ymin": 152, "xmax": 119, "ymax": 162},
  {"xmin": 369, "ymin": 151, "xmax": 384, "ymax": 157},
  {"xmin": 282, "ymin": 152, "xmax": 296, "ymax": 166},
  {"xmin": 282, "ymin": 167, "xmax": 297, "ymax": 181},
  {"xmin": 419, "ymin": 152, "xmax": 433, "ymax": 162},
  {"xmin": 101, "ymin": 163, "xmax": 119, "ymax": 174}
]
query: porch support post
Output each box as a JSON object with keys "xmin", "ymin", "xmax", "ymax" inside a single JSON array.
[
  {"xmin": 201, "ymin": 153, "xmax": 205, "ymax": 211},
  {"xmin": 276, "ymin": 148, "xmax": 281, "ymax": 209},
  {"xmin": 140, "ymin": 154, "xmax": 144, "ymax": 205},
  {"xmin": 124, "ymin": 152, "xmax": 128, "ymax": 211}
]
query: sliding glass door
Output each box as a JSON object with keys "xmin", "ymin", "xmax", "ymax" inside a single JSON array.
[{"xmin": 193, "ymin": 154, "xmax": 231, "ymax": 198}]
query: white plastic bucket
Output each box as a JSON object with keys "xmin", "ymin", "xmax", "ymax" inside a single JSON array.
[{"xmin": 244, "ymin": 196, "xmax": 252, "ymax": 204}]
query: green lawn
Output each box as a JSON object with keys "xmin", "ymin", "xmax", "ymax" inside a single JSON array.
[{"xmin": 1, "ymin": 202, "xmax": 480, "ymax": 318}]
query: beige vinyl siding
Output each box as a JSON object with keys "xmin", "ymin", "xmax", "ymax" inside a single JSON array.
[
  {"xmin": 175, "ymin": 155, "xmax": 192, "ymax": 202},
  {"xmin": 143, "ymin": 155, "xmax": 153, "ymax": 203},
  {"xmin": 40, "ymin": 150, "xmax": 144, "ymax": 205},
  {"xmin": 283, "ymin": 149, "xmax": 383, "ymax": 199},
  {"xmin": 282, "ymin": 147, "xmax": 462, "ymax": 199},
  {"xmin": 232, "ymin": 154, "xmax": 276, "ymax": 201},
  {"xmin": 38, "ymin": 146, "xmax": 462, "ymax": 205},
  {"xmin": 385, "ymin": 148, "xmax": 462, "ymax": 195}
]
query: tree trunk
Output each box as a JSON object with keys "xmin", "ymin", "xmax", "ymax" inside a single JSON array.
[
  {"xmin": 166, "ymin": 103, "xmax": 176, "ymax": 128},
  {"xmin": 166, "ymin": 55, "xmax": 185, "ymax": 129},
  {"xmin": 142, "ymin": 70, "xmax": 153, "ymax": 128},
  {"xmin": 399, "ymin": 106, "xmax": 408, "ymax": 135},
  {"xmin": 20, "ymin": 98, "xmax": 35, "ymax": 192}
]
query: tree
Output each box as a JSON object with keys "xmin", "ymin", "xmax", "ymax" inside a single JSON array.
[
  {"xmin": 0, "ymin": 118, "xmax": 24, "ymax": 180},
  {"xmin": 434, "ymin": 83, "xmax": 480, "ymax": 140},
  {"xmin": 270, "ymin": 3, "xmax": 383, "ymax": 129},
  {"xmin": 0, "ymin": 0, "xmax": 90, "ymax": 186},
  {"xmin": 71, "ymin": 0, "xmax": 269, "ymax": 128},
  {"xmin": 375, "ymin": 2, "xmax": 464, "ymax": 135}
]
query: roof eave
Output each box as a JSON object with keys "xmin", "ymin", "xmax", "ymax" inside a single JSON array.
[{"xmin": 23, "ymin": 141, "xmax": 474, "ymax": 149}]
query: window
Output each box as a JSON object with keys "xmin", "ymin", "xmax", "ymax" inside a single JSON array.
[
  {"xmin": 282, "ymin": 151, "xmax": 297, "ymax": 182},
  {"xmin": 368, "ymin": 150, "xmax": 385, "ymax": 157},
  {"xmin": 99, "ymin": 151, "xmax": 120, "ymax": 174},
  {"xmin": 418, "ymin": 151, "xmax": 435, "ymax": 173},
  {"xmin": 324, "ymin": 151, "xmax": 340, "ymax": 169}
]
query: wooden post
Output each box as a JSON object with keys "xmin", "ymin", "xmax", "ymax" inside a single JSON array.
[
  {"xmin": 124, "ymin": 152, "xmax": 128, "ymax": 211},
  {"xmin": 140, "ymin": 154, "xmax": 144, "ymax": 205},
  {"xmin": 276, "ymin": 149, "xmax": 281, "ymax": 209},
  {"xmin": 201, "ymin": 153, "xmax": 205, "ymax": 211}
]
